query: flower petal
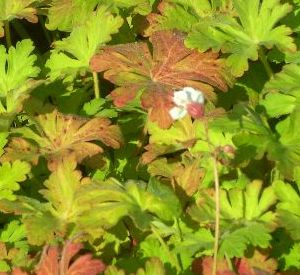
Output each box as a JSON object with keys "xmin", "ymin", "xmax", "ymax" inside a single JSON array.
[
  {"xmin": 183, "ymin": 87, "xmax": 204, "ymax": 104},
  {"xmin": 173, "ymin": 90, "xmax": 190, "ymax": 107},
  {"xmin": 169, "ymin": 106, "xmax": 187, "ymax": 120}
]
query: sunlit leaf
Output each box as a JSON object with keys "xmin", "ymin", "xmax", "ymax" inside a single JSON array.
[
  {"xmin": 2, "ymin": 110, "xmax": 123, "ymax": 170},
  {"xmin": 36, "ymin": 242, "xmax": 105, "ymax": 275},
  {"xmin": 46, "ymin": 6, "xmax": 123, "ymax": 80},
  {"xmin": 0, "ymin": 39, "xmax": 41, "ymax": 117},
  {"xmin": 0, "ymin": 0, "xmax": 42, "ymax": 37},
  {"xmin": 189, "ymin": 181, "xmax": 277, "ymax": 257},
  {"xmin": 186, "ymin": 0, "xmax": 296, "ymax": 76},
  {"xmin": 91, "ymin": 30, "xmax": 228, "ymax": 128},
  {"xmin": 0, "ymin": 161, "xmax": 31, "ymax": 201}
]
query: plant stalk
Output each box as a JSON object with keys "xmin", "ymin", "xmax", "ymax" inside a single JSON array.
[
  {"xmin": 212, "ymin": 152, "xmax": 220, "ymax": 275},
  {"xmin": 204, "ymin": 121, "xmax": 221, "ymax": 275},
  {"xmin": 258, "ymin": 47, "xmax": 273, "ymax": 79},
  {"xmin": 39, "ymin": 15, "xmax": 52, "ymax": 46},
  {"xmin": 4, "ymin": 21, "xmax": 12, "ymax": 48},
  {"xmin": 92, "ymin": 71, "xmax": 100, "ymax": 99}
]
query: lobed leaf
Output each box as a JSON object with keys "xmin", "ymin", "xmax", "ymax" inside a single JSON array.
[
  {"xmin": 0, "ymin": 39, "xmax": 40, "ymax": 116},
  {"xmin": 91, "ymin": 30, "xmax": 228, "ymax": 128},
  {"xmin": 35, "ymin": 242, "xmax": 105, "ymax": 275},
  {"xmin": 46, "ymin": 6, "xmax": 123, "ymax": 80},
  {"xmin": 1, "ymin": 110, "xmax": 123, "ymax": 171},
  {"xmin": 186, "ymin": 0, "xmax": 296, "ymax": 76},
  {"xmin": 273, "ymin": 180, "xmax": 300, "ymax": 240},
  {"xmin": 0, "ymin": 0, "xmax": 41, "ymax": 37},
  {"xmin": 0, "ymin": 161, "xmax": 31, "ymax": 201},
  {"xmin": 262, "ymin": 64, "xmax": 300, "ymax": 117},
  {"xmin": 46, "ymin": 0, "xmax": 99, "ymax": 31},
  {"xmin": 189, "ymin": 181, "xmax": 277, "ymax": 258}
]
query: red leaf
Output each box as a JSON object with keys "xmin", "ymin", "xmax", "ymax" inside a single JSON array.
[
  {"xmin": 236, "ymin": 250, "xmax": 277, "ymax": 274},
  {"xmin": 192, "ymin": 257, "xmax": 235, "ymax": 275},
  {"xmin": 2, "ymin": 110, "xmax": 123, "ymax": 171},
  {"xmin": 36, "ymin": 242, "xmax": 105, "ymax": 275},
  {"xmin": 12, "ymin": 268, "xmax": 29, "ymax": 275},
  {"xmin": 67, "ymin": 254, "xmax": 106, "ymax": 275},
  {"xmin": 36, "ymin": 247, "xmax": 59, "ymax": 275},
  {"xmin": 91, "ymin": 30, "xmax": 228, "ymax": 128}
]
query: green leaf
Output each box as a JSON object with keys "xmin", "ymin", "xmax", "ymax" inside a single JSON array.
[
  {"xmin": 23, "ymin": 212, "xmax": 60, "ymax": 246},
  {"xmin": 0, "ymin": 39, "xmax": 40, "ymax": 115},
  {"xmin": 273, "ymin": 180, "xmax": 300, "ymax": 240},
  {"xmin": 268, "ymin": 110, "xmax": 300, "ymax": 178},
  {"xmin": 142, "ymin": 116, "xmax": 198, "ymax": 163},
  {"xmin": 0, "ymin": 220, "xmax": 26, "ymax": 243},
  {"xmin": 0, "ymin": 220, "xmax": 30, "ymax": 268},
  {"xmin": 189, "ymin": 181, "xmax": 276, "ymax": 258},
  {"xmin": 105, "ymin": 266, "xmax": 125, "ymax": 275},
  {"xmin": 262, "ymin": 64, "xmax": 300, "ymax": 117},
  {"xmin": 173, "ymin": 227, "xmax": 214, "ymax": 262},
  {"xmin": 219, "ymin": 223, "xmax": 272, "ymax": 258},
  {"xmin": 40, "ymin": 158, "xmax": 83, "ymax": 220},
  {"xmin": 0, "ymin": 0, "xmax": 41, "ymax": 37},
  {"xmin": 146, "ymin": 0, "xmax": 234, "ymax": 34},
  {"xmin": 186, "ymin": 0, "xmax": 296, "ymax": 76},
  {"xmin": 282, "ymin": 242, "xmax": 300, "ymax": 270},
  {"xmin": 81, "ymin": 98, "xmax": 118, "ymax": 118},
  {"xmin": 213, "ymin": 104, "xmax": 300, "ymax": 178},
  {"xmin": 99, "ymin": 0, "xmax": 153, "ymax": 15},
  {"xmin": 136, "ymin": 258, "xmax": 166, "ymax": 275},
  {"xmin": 140, "ymin": 237, "xmax": 170, "ymax": 264},
  {"xmin": 76, "ymin": 178, "xmax": 181, "ymax": 232},
  {"xmin": 260, "ymin": 93, "xmax": 296, "ymax": 117},
  {"xmin": 0, "ymin": 160, "xmax": 31, "ymax": 201},
  {"xmin": 46, "ymin": 6, "xmax": 123, "ymax": 80},
  {"xmin": 0, "ymin": 196, "xmax": 60, "ymax": 246},
  {"xmin": 0, "ymin": 132, "xmax": 8, "ymax": 157},
  {"xmin": 0, "ymin": 260, "xmax": 10, "ymax": 272},
  {"xmin": 46, "ymin": 0, "xmax": 99, "ymax": 31}
]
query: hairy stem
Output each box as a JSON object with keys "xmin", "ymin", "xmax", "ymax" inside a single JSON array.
[
  {"xmin": 4, "ymin": 21, "xmax": 12, "ymax": 48},
  {"xmin": 225, "ymin": 253, "xmax": 235, "ymax": 272},
  {"xmin": 151, "ymin": 225, "xmax": 181, "ymax": 272},
  {"xmin": 35, "ymin": 244, "xmax": 49, "ymax": 272},
  {"xmin": 212, "ymin": 151, "xmax": 220, "ymax": 275},
  {"xmin": 258, "ymin": 47, "xmax": 273, "ymax": 79},
  {"xmin": 204, "ymin": 121, "xmax": 221, "ymax": 275},
  {"xmin": 92, "ymin": 71, "xmax": 100, "ymax": 99}
]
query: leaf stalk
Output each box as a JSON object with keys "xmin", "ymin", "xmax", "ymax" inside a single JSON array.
[
  {"xmin": 204, "ymin": 120, "xmax": 221, "ymax": 275},
  {"xmin": 258, "ymin": 47, "xmax": 273, "ymax": 78},
  {"xmin": 212, "ymin": 151, "xmax": 220, "ymax": 275},
  {"xmin": 92, "ymin": 71, "xmax": 100, "ymax": 99},
  {"xmin": 4, "ymin": 21, "xmax": 12, "ymax": 48}
]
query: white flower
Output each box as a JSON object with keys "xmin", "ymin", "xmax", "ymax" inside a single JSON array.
[{"xmin": 169, "ymin": 87, "xmax": 205, "ymax": 120}]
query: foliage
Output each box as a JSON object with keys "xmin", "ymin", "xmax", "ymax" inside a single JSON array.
[
  {"xmin": 0, "ymin": 39, "xmax": 41, "ymax": 130},
  {"xmin": 189, "ymin": 180, "xmax": 276, "ymax": 258},
  {"xmin": 0, "ymin": 0, "xmax": 299, "ymax": 273},
  {"xmin": 91, "ymin": 30, "xmax": 228, "ymax": 128}
]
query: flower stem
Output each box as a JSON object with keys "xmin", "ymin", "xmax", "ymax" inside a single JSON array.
[
  {"xmin": 212, "ymin": 151, "xmax": 220, "ymax": 275},
  {"xmin": 258, "ymin": 47, "xmax": 273, "ymax": 79},
  {"xmin": 4, "ymin": 21, "xmax": 12, "ymax": 48},
  {"xmin": 92, "ymin": 72, "xmax": 100, "ymax": 99},
  {"xmin": 204, "ymin": 120, "xmax": 221, "ymax": 275}
]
